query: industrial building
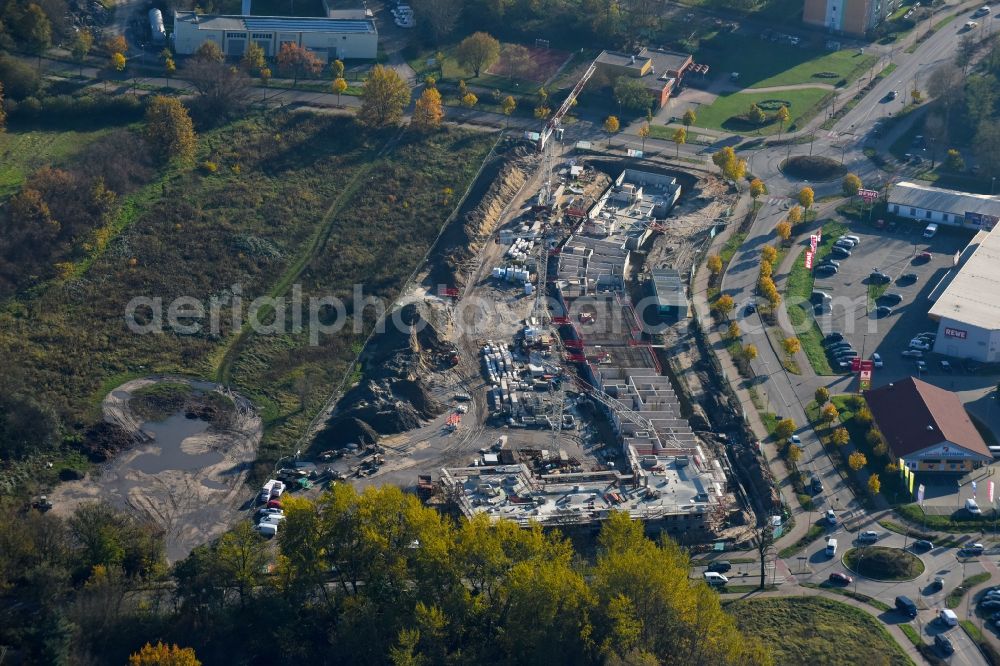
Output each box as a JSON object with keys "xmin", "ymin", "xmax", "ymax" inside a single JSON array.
[
  {"xmin": 888, "ymin": 181, "xmax": 1000, "ymax": 230},
  {"xmin": 803, "ymin": 0, "xmax": 895, "ymax": 36},
  {"xmin": 172, "ymin": 11, "xmax": 378, "ymax": 61},
  {"xmin": 928, "ymin": 224, "xmax": 1000, "ymax": 361},
  {"xmin": 865, "ymin": 377, "xmax": 992, "ymax": 473},
  {"xmin": 594, "ymin": 48, "xmax": 705, "ymax": 109}
]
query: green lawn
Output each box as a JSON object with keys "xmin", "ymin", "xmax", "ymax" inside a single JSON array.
[
  {"xmin": 690, "ymin": 88, "xmax": 832, "ymax": 135},
  {"xmin": 784, "ymin": 221, "xmax": 848, "ymax": 375},
  {"xmin": 844, "ymin": 546, "xmax": 924, "ymax": 580},
  {"xmin": 697, "ymin": 35, "xmax": 876, "ymax": 89},
  {"xmin": 727, "ymin": 597, "xmax": 913, "ymax": 666},
  {"xmin": 0, "ymin": 128, "xmax": 110, "ymax": 200},
  {"xmin": 946, "ymin": 572, "xmax": 991, "ymax": 609}
]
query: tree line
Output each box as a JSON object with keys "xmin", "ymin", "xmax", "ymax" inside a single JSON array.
[{"xmin": 0, "ymin": 486, "xmax": 774, "ymax": 665}]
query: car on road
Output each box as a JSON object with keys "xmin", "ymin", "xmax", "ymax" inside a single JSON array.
[
  {"xmin": 826, "ymin": 509, "xmax": 837, "ymax": 525},
  {"xmin": 704, "ymin": 571, "xmax": 729, "ymax": 586},
  {"xmin": 829, "ymin": 572, "xmax": 853, "ymax": 585},
  {"xmin": 901, "ymin": 349, "xmax": 924, "ymax": 358},
  {"xmin": 858, "ymin": 530, "xmax": 879, "ymax": 543},
  {"xmin": 824, "ymin": 332, "xmax": 844, "ymax": 344},
  {"xmin": 878, "ymin": 293, "xmax": 903, "ymax": 306},
  {"xmin": 874, "ymin": 306, "xmax": 893, "ymax": 318},
  {"xmin": 884, "ymin": 90, "xmax": 898, "ymax": 101},
  {"xmin": 831, "ymin": 246, "xmax": 852, "ymax": 258},
  {"xmin": 974, "ymin": 5, "xmax": 991, "ymax": 16},
  {"xmin": 915, "ymin": 360, "xmax": 928, "ymax": 372},
  {"xmin": 897, "ymin": 272, "xmax": 918, "ymax": 284},
  {"xmin": 744, "ymin": 303, "xmax": 756, "ymax": 315},
  {"xmin": 939, "ymin": 609, "xmax": 959, "ymax": 627},
  {"xmin": 811, "ymin": 476, "xmax": 824, "ymax": 493},
  {"xmin": 913, "ymin": 539, "xmax": 934, "ymax": 550},
  {"xmin": 707, "ymin": 560, "xmax": 732, "ymax": 573},
  {"xmin": 930, "ymin": 576, "xmax": 945, "ymax": 591},
  {"xmin": 869, "ymin": 271, "xmax": 891, "ymax": 284},
  {"xmin": 964, "ymin": 542, "xmax": 985, "ymax": 556},
  {"xmin": 871, "ymin": 353, "xmax": 883, "ymax": 368},
  {"xmin": 790, "ymin": 435, "xmax": 802, "ymax": 446},
  {"xmin": 967, "ymin": 498, "xmax": 983, "ymax": 515},
  {"xmin": 934, "ymin": 633, "xmax": 955, "ymax": 656}
]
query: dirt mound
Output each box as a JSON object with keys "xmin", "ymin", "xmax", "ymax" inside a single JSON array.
[
  {"xmin": 81, "ymin": 421, "xmax": 139, "ymax": 462},
  {"xmin": 429, "ymin": 144, "xmax": 538, "ymax": 287},
  {"xmin": 316, "ymin": 302, "xmax": 448, "ymax": 448}
]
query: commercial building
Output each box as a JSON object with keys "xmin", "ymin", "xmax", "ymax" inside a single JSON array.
[
  {"xmin": 887, "ymin": 181, "xmax": 1000, "ymax": 230},
  {"xmin": 803, "ymin": 0, "xmax": 895, "ymax": 35},
  {"xmin": 865, "ymin": 377, "xmax": 992, "ymax": 473},
  {"xmin": 172, "ymin": 11, "xmax": 378, "ymax": 61},
  {"xmin": 928, "ymin": 224, "xmax": 1000, "ymax": 361},
  {"xmin": 595, "ymin": 48, "xmax": 705, "ymax": 109}
]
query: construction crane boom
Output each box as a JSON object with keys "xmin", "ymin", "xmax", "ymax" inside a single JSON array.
[{"xmin": 537, "ymin": 60, "xmax": 597, "ymax": 151}]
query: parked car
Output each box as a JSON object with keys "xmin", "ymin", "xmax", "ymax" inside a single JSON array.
[
  {"xmin": 913, "ymin": 539, "xmax": 934, "ymax": 550},
  {"xmin": 935, "ymin": 633, "xmax": 954, "ymax": 656},
  {"xmin": 923, "ymin": 223, "xmax": 938, "ymax": 238},
  {"xmin": 898, "ymin": 272, "xmax": 918, "ymax": 283},
  {"xmin": 790, "ymin": 435, "xmax": 802, "ymax": 446},
  {"xmin": 872, "ymin": 353, "xmax": 883, "ymax": 368},
  {"xmin": 980, "ymin": 599, "xmax": 1000, "ymax": 610},
  {"xmin": 831, "ymin": 246, "xmax": 852, "ymax": 258},
  {"xmin": 744, "ymin": 303, "xmax": 756, "ymax": 315},
  {"xmin": 829, "ymin": 572, "xmax": 853, "ymax": 585},
  {"xmin": 827, "ymin": 340, "xmax": 852, "ymax": 350},
  {"xmin": 909, "ymin": 339, "xmax": 931, "ymax": 351},
  {"xmin": 820, "ymin": 259, "xmax": 841, "ymax": 268},
  {"xmin": 940, "ymin": 360, "xmax": 952, "ymax": 372},
  {"xmin": 811, "ymin": 476, "xmax": 824, "ymax": 494},
  {"xmin": 835, "ymin": 350, "xmax": 859, "ymax": 359},
  {"xmin": 839, "ymin": 234, "xmax": 861, "ymax": 245},
  {"xmin": 967, "ymin": 498, "xmax": 983, "ymax": 515},
  {"xmin": 707, "ymin": 560, "xmax": 732, "ymax": 573},
  {"xmin": 915, "ymin": 360, "xmax": 928, "ymax": 372},
  {"xmin": 964, "ymin": 542, "xmax": 985, "ymax": 556},
  {"xmin": 834, "ymin": 239, "xmax": 855, "ymax": 250},
  {"xmin": 878, "ymin": 293, "xmax": 902, "ymax": 305},
  {"xmin": 869, "ymin": 271, "xmax": 891, "ymax": 284},
  {"xmin": 824, "ymin": 332, "xmax": 845, "ymax": 344},
  {"xmin": 704, "ymin": 571, "xmax": 729, "ymax": 586},
  {"xmin": 916, "ymin": 251, "xmax": 932, "ymax": 262},
  {"xmin": 874, "ymin": 306, "xmax": 893, "ymax": 317},
  {"xmin": 901, "ymin": 349, "xmax": 924, "ymax": 358},
  {"xmin": 811, "ymin": 291, "xmax": 832, "ymax": 304},
  {"xmin": 858, "ymin": 530, "xmax": 879, "ymax": 543},
  {"xmin": 815, "ymin": 264, "xmax": 838, "ymax": 276},
  {"xmin": 826, "ymin": 509, "xmax": 837, "ymax": 525}
]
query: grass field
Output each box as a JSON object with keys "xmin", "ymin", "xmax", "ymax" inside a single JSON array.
[
  {"xmin": 0, "ymin": 113, "xmax": 495, "ymax": 477},
  {"xmin": 784, "ymin": 220, "xmax": 848, "ymax": 375},
  {"xmin": 844, "ymin": 546, "xmax": 924, "ymax": 580},
  {"xmin": 946, "ymin": 572, "xmax": 991, "ymax": 609},
  {"xmin": 698, "ymin": 34, "xmax": 876, "ymax": 89},
  {"xmin": 690, "ymin": 88, "xmax": 832, "ymax": 135},
  {"xmin": 0, "ymin": 128, "xmax": 110, "ymax": 200},
  {"xmin": 727, "ymin": 597, "xmax": 913, "ymax": 665}
]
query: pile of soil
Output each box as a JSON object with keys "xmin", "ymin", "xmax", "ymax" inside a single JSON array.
[
  {"xmin": 429, "ymin": 143, "xmax": 538, "ymax": 287},
  {"xmin": 80, "ymin": 421, "xmax": 139, "ymax": 462},
  {"xmin": 316, "ymin": 302, "xmax": 448, "ymax": 447}
]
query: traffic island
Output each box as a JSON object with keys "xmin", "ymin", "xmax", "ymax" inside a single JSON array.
[
  {"xmin": 779, "ymin": 155, "xmax": 847, "ymax": 182},
  {"xmin": 843, "ymin": 546, "xmax": 925, "ymax": 582}
]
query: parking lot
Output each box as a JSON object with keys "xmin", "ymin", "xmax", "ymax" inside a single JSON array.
[{"xmin": 813, "ymin": 221, "xmax": 972, "ymax": 376}]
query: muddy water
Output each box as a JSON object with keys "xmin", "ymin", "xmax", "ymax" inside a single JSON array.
[{"xmin": 130, "ymin": 414, "xmax": 222, "ymax": 474}]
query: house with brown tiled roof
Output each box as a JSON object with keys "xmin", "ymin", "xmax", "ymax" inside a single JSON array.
[{"xmin": 864, "ymin": 377, "xmax": 991, "ymax": 474}]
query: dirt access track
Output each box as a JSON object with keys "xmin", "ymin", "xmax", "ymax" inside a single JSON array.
[{"xmin": 50, "ymin": 377, "xmax": 262, "ymax": 561}]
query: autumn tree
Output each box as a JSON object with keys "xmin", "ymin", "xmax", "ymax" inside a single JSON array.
[
  {"xmin": 842, "ymin": 173, "xmax": 862, "ymax": 198},
  {"xmin": 111, "ymin": 52, "xmax": 126, "ymax": 72},
  {"xmin": 775, "ymin": 221, "xmax": 791, "ymax": 243},
  {"xmin": 456, "ymin": 32, "xmax": 500, "ymax": 77},
  {"xmin": 747, "ymin": 103, "xmax": 766, "ymax": 125},
  {"xmin": 713, "ymin": 294, "xmax": 735, "ymax": 318},
  {"xmin": 832, "ymin": 427, "xmax": 850, "ymax": 446},
  {"xmin": 71, "ymin": 29, "xmax": 93, "ymax": 76},
  {"xmin": 501, "ymin": 95, "xmax": 516, "ymax": 126},
  {"xmin": 359, "ymin": 65, "xmax": 411, "ymax": 128},
  {"xmin": 242, "ymin": 43, "xmax": 266, "ymax": 74},
  {"xmin": 412, "ymin": 86, "xmax": 444, "ymax": 131},
  {"xmin": 144, "ymin": 96, "xmax": 196, "ymax": 164},
  {"xmin": 105, "ymin": 34, "xmax": 128, "ymax": 56},
  {"xmin": 707, "ymin": 254, "xmax": 723, "ymax": 276},
  {"xmin": 786, "ymin": 205, "xmax": 803, "ymax": 226},
  {"xmin": 775, "ymin": 105, "xmax": 790, "ymax": 137},
  {"xmin": 742, "ymin": 343, "xmax": 758, "ymax": 362},
  {"xmin": 815, "ymin": 387, "xmax": 829, "ymax": 405},
  {"xmin": 638, "ymin": 123, "xmax": 650, "ymax": 151},
  {"xmin": 21, "ymin": 3, "xmax": 52, "ymax": 59},
  {"xmin": 727, "ymin": 321, "xmax": 741, "ymax": 339},
  {"xmin": 604, "ymin": 115, "xmax": 620, "ymax": 146},
  {"xmin": 868, "ymin": 473, "xmax": 881, "ymax": 495},
  {"xmin": 332, "ymin": 77, "xmax": 348, "ymax": 106},
  {"xmin": 749, "ymin": 178, "xmax": 766, "ymax": 201},
  {"xmin": 332, "ymin": 59, "xmax": 345, "ymax": 80},
  {"xmin": 672, "ymin": 126, "xmax": 686, "ymax": 157},
  {"xmin": 758, "ymin": 259, "xmax": 772, "ymax": 279},
  {"xmin": 128, "ymin": 641, "xmax": 201, "ymax": 666},
  {"xmin": 798, "ymin": 186, "xmax": 814, "ymax": 211},
  {"xmin": 682, "ymin": 109, "xmax": 696, "ymax": 127},
  {"xmin": 782, "ymin": 337, "xmax": 801, "ymax": 356},
  {"xmin": 504, "ymin": 44, "xmax": 532, "ymax": 80},
  {"xmin": 461, "ymin": 92, "xmax": 478, "ymax": 108},
  {"xmin": 786, "ymin": 442, "xmax": 802, "ymax": 464},
  {"xmin": 164, "ymin": 56, "xmax": 176, "ymax": 78},
  {"xmin": 775, "ymin": 418, "xmax": 796, "ymax": 441},
  {"xmin": 761, "ymin": 245, "xmax": 777, "ymax": 266},
  {"xmin": 820, "ymin": 403, "xmax": 839, "ymax": 425},
  {"xmin": 856, "ymin": 406, "xmax": 873, "ymax": 424},
  {"xmin": 193, "ymin": 40, "xmax": 222, "ymax": 63},
  {"xmin": 277, "ymin": 42, "xmax": 322, "ymax": 85},
  {"xmin": 712, "ymin": 146, "xmax": 735, "ymax": 173},
  {"xmin": 849, "ymin": 451, "xmax": 868, "ymax": 471}
]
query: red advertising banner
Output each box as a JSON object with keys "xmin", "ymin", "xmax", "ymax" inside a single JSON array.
[{"xmin": 805, "ymin": 250, "xmax": 814, "ymax": 269}]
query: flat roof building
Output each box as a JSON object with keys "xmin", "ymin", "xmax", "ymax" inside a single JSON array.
[
  {"xmin": 928, "ymin": 224, "xmax": 1000, "ymax": 362},
  {"xmin": 172, "ymin": 11, "xmax": 378, "ymax": 60},
  {"xmin": 595, "ymin": 48, "xmax": 699, "ymax": 109},
  {"xmin": 650, "ymin": 268, "xmax": 688, "ymax": 318},
  {"xmin": 865, "ymin": 377, "xmax": 992, "ymax": 473},
  {"xmin": 888, "ymin": 181, "xmax": 1000, "ymax": 231}
]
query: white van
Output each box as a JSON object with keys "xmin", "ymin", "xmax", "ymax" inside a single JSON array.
[
  {"xmin": 966, "ymin": 498, "xmax": 983, "ymax": 515},
  {"xmin": 923, "ymin": 223, "xmax": 938, "ymax": 238},
  {"xmin": 704, "ymin": 571, "xmax": 729, "ymax": 586},
  {"xmin": 826, "ymin": 538, "xmax": 838, "ymax": 557},
  {"xmin": 256, "ymin": 522, "xmax": 277, "ymax": 537},
  {"xmin": 939, "ymin": 609, "xmax": 959, "ymax": 626}
]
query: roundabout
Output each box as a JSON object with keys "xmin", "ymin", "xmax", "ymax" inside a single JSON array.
[
  {"xmin": 843, "ymin": 546, "xmax": 925, "ymax": 582},
  {"xmin": 778, "ymin": 155, "xmax": 847, "ymax": 182}
]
